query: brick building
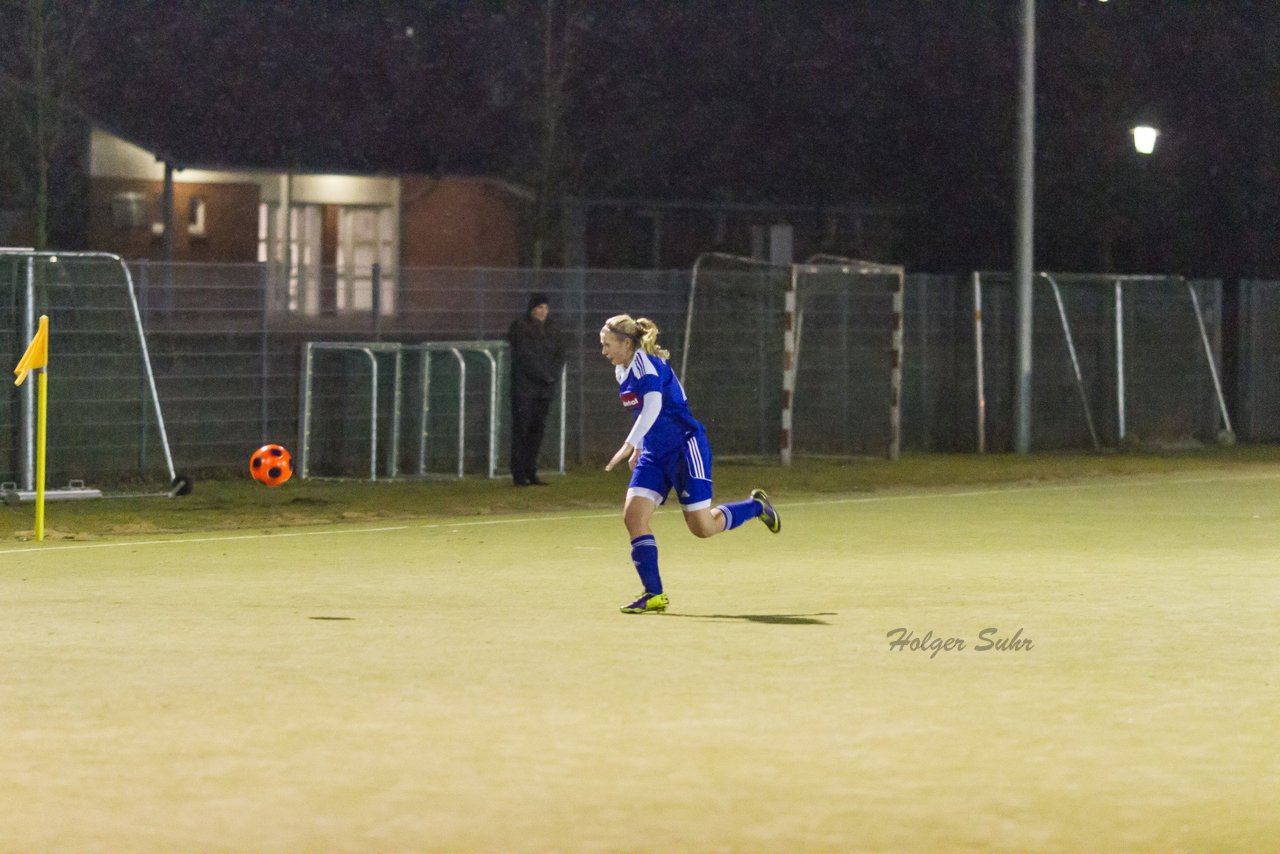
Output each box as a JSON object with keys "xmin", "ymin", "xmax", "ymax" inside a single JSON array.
[{"xmin": 84, "ymin": 125, "xmax": 533, "ymax": 318}]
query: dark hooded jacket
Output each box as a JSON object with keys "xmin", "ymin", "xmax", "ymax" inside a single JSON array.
[{"xmin": 507, "ymin": 302, "xmax": 566, "ymax": 400}]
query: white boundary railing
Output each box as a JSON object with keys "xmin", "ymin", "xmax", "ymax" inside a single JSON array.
[{"xmin": 298, "ymin": 340, "xmax": 567, "ymax": 481}]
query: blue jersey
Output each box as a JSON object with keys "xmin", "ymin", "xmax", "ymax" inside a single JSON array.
[{"xmin": 616, "ymin": 350, "xmax": 704, "ymax": 455}]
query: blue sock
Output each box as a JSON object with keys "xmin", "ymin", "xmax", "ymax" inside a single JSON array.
[
  {"xmin": 716, "ymin": 498, "xmax": 763, "ymax": 531},
  {"xmin": 630, "ymin": 535, "xmax": 662, "ymax": 594}
]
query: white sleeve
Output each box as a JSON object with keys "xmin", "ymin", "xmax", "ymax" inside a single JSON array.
[{"xmin": 624, "ymin": 391, "xmax": 663, "ymax": 449}]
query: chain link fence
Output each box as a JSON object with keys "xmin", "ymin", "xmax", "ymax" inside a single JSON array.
[
  {"xmin": 1238, "ymin": 280, "xmax": 1280, "ymax": 441},
  {"xmin": 3, "ymin": 258, "xmax": 1271, "ymax": 488}
]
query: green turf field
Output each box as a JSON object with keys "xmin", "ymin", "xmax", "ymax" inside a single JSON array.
[{"xmin": 2, "ymin": 459, "xmax": 1278, "ymax": 851}]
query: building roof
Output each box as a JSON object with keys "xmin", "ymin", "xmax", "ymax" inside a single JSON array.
[{"xmin": 87, "ymin": 110, "xmax": 437, "ymax": 177}]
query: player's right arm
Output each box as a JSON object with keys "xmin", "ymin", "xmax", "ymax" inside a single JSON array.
[{"xmin": 605, "ymin": 389, "xmax": 660, "ymax": 470}]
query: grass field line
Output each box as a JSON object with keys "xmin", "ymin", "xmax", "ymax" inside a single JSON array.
[
  {"xmin": 0, "ymin": 524, "xmax": 416, "ymax": 557},
  {"xmin": 783, "ymin": 467, "xmax": 1280, "ymax": 509},
  {"xmin": 1, "ymin": 467, "xmax": 1276, "ymax": 558}
]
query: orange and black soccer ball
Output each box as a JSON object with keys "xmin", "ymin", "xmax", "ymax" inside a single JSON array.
[{"xmin": 250, "ymin": 444, "xmax": 293, "ymax": 487}]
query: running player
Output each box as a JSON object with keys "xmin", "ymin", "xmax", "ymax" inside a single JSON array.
[{"xmin": 600, "ymin": 313, "xmax": 780, "ymax": 614}]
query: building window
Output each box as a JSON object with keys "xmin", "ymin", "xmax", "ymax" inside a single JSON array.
[
  {"xmin": 258, "ymin": 201, "xmax": 396, "ymax": 316},
  {"xmin": 111, "ymin": 191, "xmax": 147, "ymax": 230},
  {"xmin": 257, "ymin": 203, "xmax": 269, "ymax": 263},
  {"xmin": 189, "ymin": 197, "xmax": 207, "ymax": 236},
  {"xmin": 288, "ymin": 205, "xmax": 322, "ymax": 315},
  {"xmin": 257, "ymin": 202, "xmax": 322, "ymax": 314},
  {"xmin": 335, "ymin": 206, "xmax": 396, "ymax": 316}
]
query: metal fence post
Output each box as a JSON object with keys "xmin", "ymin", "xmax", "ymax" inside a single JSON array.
[
  {"xmin": 137, "ymin": 261, "xmax": 149, "ymax": 473},
  {"xmin": 1114, "ymin": 278, "xmax": 1125, "ymax": 442},
  {"xmin": 917, "ymin": 275, "xmax": 932, "ymax": 450},
  {"xmin": 260, "ymin": 262, "xmax": 270, "ymax": 443},
  {"xmin": 419, "ymin": 349, "xmax": 431, "ymax": 475},
  {"xmin": 484, "ymin": 348, "xmax": 499, "ymax": 479},
  {"xmin": 973, "ymin": 272, "xmax": 986, "ymax": 454},
  {"xmin": 575, "ymin": 272, "xmax": 587, "ymax": 467},
  {"xmin": 451, "ymin": 348, "xmax": 466, "ymax": 479},
  {"xmin": 390, "ymin": 346, "xmax": 402, "ymax": 477},
  {"xmin": 372, "ymin": 262, "xmax": 382, "ymax": 341},
  {"xmin": 21, "ymin": 256, "xmax": 35, "ymax": 491},
  {"xmin": 365, "ymin": 348, "xmax": 379, "ymax": 481},
  {"xmin": 558, "ymin": 362, "xmax": 567, "ymax": 474},
  {"xmin": 299, "ymin": 343, "xmax": 314, "ymax": 478}
]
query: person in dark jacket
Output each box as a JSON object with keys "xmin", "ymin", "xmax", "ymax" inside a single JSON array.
[{"xmin": 507, "ymin": 293, "xmax": 566, "ymax": 486}]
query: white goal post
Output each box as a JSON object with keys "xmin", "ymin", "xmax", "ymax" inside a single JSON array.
[
  {"xmin": 1, "ymin": 249, "xmax": 180, "ymax": 499},
  {"xmin": 681, "ymin": 252, "xmax": 904, "ymax": 464},
  {"xmin": 971, "ymin": 271, "xmax": 1234, "ymax": 452}
]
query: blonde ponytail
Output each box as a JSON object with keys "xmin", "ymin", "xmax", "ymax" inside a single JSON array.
[
  {"xmin": 633, "ymin": 317, "xmax": 669, "ymax": 359},
  {"xmin": 603, "ymin": 314, "xmax": 670, "ymax": 359}
]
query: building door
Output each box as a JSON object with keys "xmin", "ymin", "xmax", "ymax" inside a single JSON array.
[{"xmin": 337, "ymin": 206, "xmax": 396, "ymax": 315}]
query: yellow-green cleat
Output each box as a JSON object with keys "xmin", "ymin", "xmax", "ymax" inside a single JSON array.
[
  {"xmin": 620, "ymin": 592, "xmax": 669, "ymax": 614},
  {"xmin": 751, "ymin": 488, "xmax": 781, "ymax": 533}
]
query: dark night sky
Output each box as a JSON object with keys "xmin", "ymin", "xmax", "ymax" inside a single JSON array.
[{"xmin": 8, "ymin": 0, "xmax": 1280, "ymax": 274}]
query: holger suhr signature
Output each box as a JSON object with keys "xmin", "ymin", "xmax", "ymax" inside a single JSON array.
[{"xmin": 886, "ymin": 627, "xmax": 1033, "ymax": 659}]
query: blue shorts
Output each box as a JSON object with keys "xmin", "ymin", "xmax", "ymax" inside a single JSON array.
[{"xmin": 627, "ymin": 432, "xmax": 713, "ymax": 511}]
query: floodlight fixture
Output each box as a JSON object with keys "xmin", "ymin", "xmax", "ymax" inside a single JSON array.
[{"xmin": 1131, "ymin": 124, "xmax": 1159, "ymax": 155}]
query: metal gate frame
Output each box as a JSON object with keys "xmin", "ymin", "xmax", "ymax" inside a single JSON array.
[{"xmin": 298, "ymin": 340, "xmax": 567, "ymax": 481}]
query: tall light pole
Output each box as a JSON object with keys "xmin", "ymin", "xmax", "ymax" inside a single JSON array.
[{"xmin": 1014, "ymin": 0, "xmax": 1036, "ymax": 454}]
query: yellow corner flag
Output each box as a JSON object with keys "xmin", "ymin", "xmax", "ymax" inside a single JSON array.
[
  {"xmin": 14, "ymin": 315, "xmax": 49, "ymax": 386},
  {"xmin": 13, "ymin": 315, "xmax": 50, "ymax": 541}
]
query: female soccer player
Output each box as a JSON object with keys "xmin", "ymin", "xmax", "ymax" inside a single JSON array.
[{"xmin": 600, "ymin": 314, "xmax": 780, "ymax": 614}]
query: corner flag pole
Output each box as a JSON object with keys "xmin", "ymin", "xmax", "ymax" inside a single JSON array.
[{"xmin": 14, "ymin": 315, "xmax": 49, "ymax": 541}]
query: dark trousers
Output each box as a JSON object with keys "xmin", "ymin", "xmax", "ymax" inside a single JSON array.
[{"xmin": 511, "ymin": 394, "xmax": 553, "ymax": 484}]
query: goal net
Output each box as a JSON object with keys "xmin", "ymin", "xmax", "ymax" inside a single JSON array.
[
  {"xmin": 972, "ymin": 272, "xmax": 1232, "ymax": 451},
  {"xmin": 681, "ymin": 253, "xmax": 903, "ymax": 463},
  {"xmin": 1, "ymin": 250, "xmax": 177, "ymax": 496}
]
